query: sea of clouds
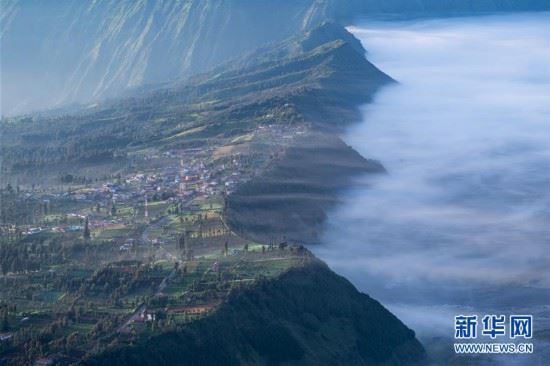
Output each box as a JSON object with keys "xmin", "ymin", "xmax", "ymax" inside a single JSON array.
[{"xmin": 313, "ymin": 12, "xmax": 550, "ymax": 364}]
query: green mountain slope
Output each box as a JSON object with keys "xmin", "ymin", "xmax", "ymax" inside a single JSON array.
[{"xmin": 83, "ymin": 260, "xmax": 426, "ymax": 366}]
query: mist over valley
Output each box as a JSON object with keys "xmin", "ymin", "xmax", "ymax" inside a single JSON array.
[{"xmin": 313, "ymin": 12, "xmax": 550, "ymax": 364}]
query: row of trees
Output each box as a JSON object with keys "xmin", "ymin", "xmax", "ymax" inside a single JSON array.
[{"xmin": 0, "ymin": 236, "xmax": 69, "ymax": 275}]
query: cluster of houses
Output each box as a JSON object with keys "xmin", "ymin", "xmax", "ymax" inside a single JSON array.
[
  {"xmin": 67, "ymin": 147, "xmax": 251, "ymax": 209},
  {"xmin": 119, "ymin": 239, "xmax": 135, "ymax": 252},
  {"xmin": 3, "ymin": 123, "xmax": 308, "ymax": 244}
]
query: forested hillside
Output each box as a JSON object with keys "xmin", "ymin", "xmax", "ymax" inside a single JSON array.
[{"xmin": 83, "ymin": 261, "xmax": 426, "ymax": 366}]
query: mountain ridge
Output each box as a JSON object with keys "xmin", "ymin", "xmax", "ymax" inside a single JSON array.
[
  {"xmin": 2, "ymin": 0, "xmax": 549, "ymax": 116},
  {"xmin": 0, "ymin": 22, "xmax": 390, "ymax": 182}
]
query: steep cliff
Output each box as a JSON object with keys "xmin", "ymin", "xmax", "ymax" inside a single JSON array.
[
  {"xmin": 2, "ymin": 0, "xmax": 549, "ymax": 116},
  {"xmin": 1, "ymin": 0, "xmax": 316, "ymax": 115}
]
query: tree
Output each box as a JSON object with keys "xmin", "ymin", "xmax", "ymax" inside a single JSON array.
[
  {"xmin": 1, "ymin": 310, "xmax": 9, "ymax": 331},
  {"xmin": 178, "ymin": 234, "xmax": 185, "ymax": 252},
  {"xmin": 83, "ymin": 216, "xmax": 91, "ymax": 239}
]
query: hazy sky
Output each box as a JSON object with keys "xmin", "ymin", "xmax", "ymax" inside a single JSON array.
[{"xmin": 312, "ymin": 12, "xmax": 550, "ymax": 363}]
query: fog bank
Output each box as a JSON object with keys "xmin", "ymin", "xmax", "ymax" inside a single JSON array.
[{"xmin": 312, "ymin": 13, "xmax": 550, "ymax": 364}]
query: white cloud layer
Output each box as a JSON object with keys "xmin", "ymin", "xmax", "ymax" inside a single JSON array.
[{"xmin": 314, "ymin": 13, "xmax": 550, "ymax": 358}]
